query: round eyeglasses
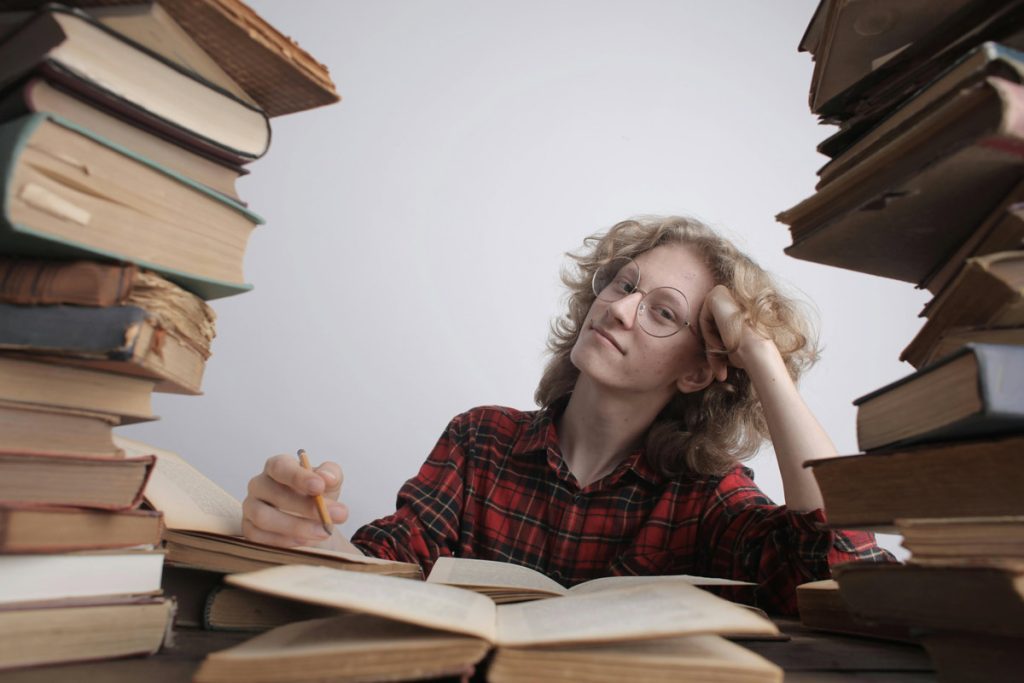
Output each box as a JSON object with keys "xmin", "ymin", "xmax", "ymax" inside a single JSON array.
[{"xmin": 591, "ymin": 256, "xmax": 692, "ymax": 338}]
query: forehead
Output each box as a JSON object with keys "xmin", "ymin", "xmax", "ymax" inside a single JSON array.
[{"xmin": 632, "ymin": 243, "xmax": 710, "ymax": 291}]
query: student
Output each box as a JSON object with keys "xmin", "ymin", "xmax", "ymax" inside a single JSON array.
[{"xmin": 242, "ymin": 215, "xmax": 892, "ymax": 615}]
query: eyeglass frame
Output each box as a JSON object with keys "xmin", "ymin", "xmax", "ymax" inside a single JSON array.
[{"xmin": 590, "ymin": 256, "xmax": 698, "ymax": 339}]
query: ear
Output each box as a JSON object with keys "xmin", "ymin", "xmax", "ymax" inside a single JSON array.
[{"xmin": 675, "ymin": 358, "xmax": 716, "ymax": 394}]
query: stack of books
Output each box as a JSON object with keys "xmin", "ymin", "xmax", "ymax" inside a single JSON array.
[
  {"xmin": 0, "ymin": 0, "xmax": 339, "ymax": 671},
  {"xmin": 780, "ymin": 2, "xmax": 1024, "ymax": 681}
]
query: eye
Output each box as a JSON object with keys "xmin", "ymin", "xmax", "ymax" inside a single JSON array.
[
  {"xmin": 654, "ymin": 306, "xmax": 676, "ymax": 322},
  {"xmin": 615, "ymin": 277, "xmax": 636, "ymax": 294}
]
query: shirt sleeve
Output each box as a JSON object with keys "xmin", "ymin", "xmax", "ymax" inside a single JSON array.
[
  {"xmin": 695, "ymin": 466, "xmax": 896, "ymax": 616},
  {"xmin": 349, "ymin": 412, "xmax": 470, "ymax": 575}
]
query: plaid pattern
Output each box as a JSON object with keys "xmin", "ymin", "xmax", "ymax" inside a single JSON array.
[{"xmin": 352, "ymin": 405, "xmax": 893, "ymax": 615}]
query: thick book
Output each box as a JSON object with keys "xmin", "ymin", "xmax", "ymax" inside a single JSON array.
[
  {"xmin": 0, "ymin": 112, "xmax": 262, "ymax": 299},
  {"xmin": 795, "ymin": 579, "xmax": 914, "ymax": 643},
  {"xmin": 0, "ymin": 400, "xmax": 121, "ymax": 458},
  {"xmin": 0, "ymin": 303, "xmax": 207, "ymax": 394},
  {"xmin": 919, "ymin": 631, "xmax": 1023, "ymax": 683},
  {"xmin": 0, "ymin": 354, "xmax": 155, "ymax": 423},
  {"xmin": 834, "ymin": 561, "xmax": 1024, "ymax": 638},
  {"xmin": 0, "ymin": 4, "xmax": 270, "ymax": 162},
  {"xmin": 896, "ymin": 516, "xmax": 1024, "ymax": 563},
  {"xmin": 779, "ymin": 76, "xmax": 1024, "ymax": 284},
  {"xmin": 919, "ymin": 325, "xmax": 1024, "ymax": 368},
  {"xmin": 0, "ymin": 255, "xmax": 137, "ymax": 305},
  {"xmin": 0, "ymin": 0, "xmax": 341, "ymax": 118},
  {"xmin": 426, "ymin": 556, "xmax": 752, "ymax": 604},
  {"xmin": 0, "ymin": 596, "xmax": 172, "ymax": 671},
  {"xmin": 192, "ymin": 564, "xmax": 781, "ymax": 683},
  {"xmin": 0, "ymin": 76, "xmax": 245, "ymax": 200},
  {"xmin": 117, "ymin": 436, "xmax": 422, "ymax": 579},
  {"xmin": 807, "ymin": 435, "xmax": 1024, "ymax": 529},
  {"xmin": 0, "ymin": 549, "xmax": 164, "ymax": 604},
  {"xmin": 0, "ymin": 504, "xmax": 162, "ymax": 552},
  {"xmin": 902, "ymin": 251, "xmax": 1024, "ymax": 368},
  {"xmin": 203, "ymin": 584, "xmax": 346, "ymax": 633},
  {"xmin": 855, "ymin": 343, "xmax": 1024, "ymax": 451},
  {"xmin": 0, "ymin": 451, "xmax": 154, "ymax": 509}
]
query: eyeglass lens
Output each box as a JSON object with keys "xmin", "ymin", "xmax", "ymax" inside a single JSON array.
[{"xmin": 592, "ymin": 257, "xmax": 690, "ymax": 338}]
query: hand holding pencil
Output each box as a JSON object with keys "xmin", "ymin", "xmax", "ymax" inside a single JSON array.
[{"xmin": 240, "ymin": 449, "xmax": 349, "ymax": 548}]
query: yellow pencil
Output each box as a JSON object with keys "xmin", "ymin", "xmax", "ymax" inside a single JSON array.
[{"xmin": 296, "ymin": 449, "xmax": 334, "ymax": 536}]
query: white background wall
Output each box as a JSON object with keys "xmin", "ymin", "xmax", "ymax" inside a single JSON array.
[{"xmin": 121, "ymin": 0, "xmax": 927, "ymax": 559}]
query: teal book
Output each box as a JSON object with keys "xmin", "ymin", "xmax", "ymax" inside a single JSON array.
[{"xmin": 0, "ymin": 113, "xmax": 263, "ymax": 300}]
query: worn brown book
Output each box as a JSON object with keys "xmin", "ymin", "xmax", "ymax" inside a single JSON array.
[
  {"xmin": 0, "ymin": 0, "xmax": 340, "ymax": 117},
  {"xmin": 921, "ymin": 189, "xmax": 1024, "ymax": 295},
  {"xmin": 0, "ymin": 400, "xmax": 121, "ymax": 458},
  {"xmin": 193, "ymin": 564, "xmax": 781, "ymax": 683},
  {"xmin": 796, "ymin": 579, "xmax": 914, "ymax": 643},
  {"xmin": 0, "ymin": 505, "xmax": 162, "ymax": 552},
  {"xmin": 779, "ymin": 77, "xmax": 1024, "ymax": 284},
  {"xmin": 920, "ymin": 325, "xmax": 1024, "ymax": 369},
  {"xmin": 807, "ymin": 435, "xmax": 1024, "ymax": 529},
  {"xmin": 0, "ymin": 596, "xmax": 172, "ymax": 671},
  {"xmin": 203, "ymin": 585, "xmax": 346, "ymax": 633},
  {"xmin": 0, "ymin": 256, "xmax": 136, "ymax": 306},
  {"xmin": 834, "ymin": 561, "xmax": 1024, "ymax": 638},
  {"xmin": 119, "ymin": 436, "xmax": 422, "ymax": 579},
  {"xmin": 0, "ymin": 451, "xmax": 154, "ymax": 509},
  {"xmin": 897, "ymin": 516, "xmax": 1024, "ymax": 563},
  {"xmin": 0, "ymin": 355, "xmax": 155, "ymax": 424},
  {"xmin": 855, "ymin": 344, "xmax": 1024, "ymax": 451},
  {"xmin": 902, "ymin": 251, "xmax": 1024, "ymax": 368}
]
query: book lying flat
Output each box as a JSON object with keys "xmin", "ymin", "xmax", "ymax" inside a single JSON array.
[
  {"xmin": 0, "ymin": 400, "xmax": 121, "ymax": 458},
  {"xmin": 0, "ymin": 451, "xmax": 154, "ymax": 510},
  {"xmin": 118, "ymin": 436, "xmax": 421, "ymax": 579},
  {"xmin": 902, "ymin": 251, "xmax": 1024, "ymax": 368},
  {"xmin": 855, "ymin": 343, "xmax": 1024, "ymax": 451},
  {"xmin": 919, "ymin": 631, "xmax": 1023, "ymax": 683},
  {"xmin": 203, "ymin": 584, "xmax": 347, "ymax": 633},
  {"xmin": 0, "ymin": 596, "xmax": 172, "ymax": 671},
  {"xmin": 0, "ymin": 77, "xmax": 245, "ymax": 201},
  {"xmin": 426, "ymin": 556, "xmax": 753, "ymax": 604},
  {"xmin": 795, "ymin": 579, "xmax": 914, "ymax": 643},
  {"xmin": 834, "ymin": 561, "xmax": 1024, "ymax": 638},
  {"xmin": 0, "ymin": 303, "xmax": 207, "ymax": 395},
  {"xmin": 779, "ymin": 76, "xmax": 1024, "ymax": 284},
  {"xmin": 0, "ymin": 255, "xmax": 137, "ymax": 306},
  {"xmin": 0, "ymin": 355, "xmax": 155, "ymax": 424},
  {"xmin": 807, "ymin": 435, "xmax": 1024, "ymax": 529},
  {"xmin": 896, "ymin": 516, "xmax": 1024, "ymax": 562},
  {"xmin": 226, "ymin": 564, "xmax": 777, "ymax": 646},
  {"xmin": 0, "ymin": 4, "xmax": 270, "ymax": 162},
  {"xmin": 0, "ymin": 113, "xmax": 262, "ymax": 299},
  {"xmin": 0, "ymin": 549, "xmax": 164, "ymax": 605},
  {"xmin": 0, "ymin": 504, "xmax": 162, "ymax": 553}
]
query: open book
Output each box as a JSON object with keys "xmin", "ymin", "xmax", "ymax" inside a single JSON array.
[
  {"xmin": 115, "ymin": 436, "xmax": 419, "ymax": 579},
  {"xmin": 426, "ymin": 556, "xmax": 753, "ymax": 603},
  {"xmin": 194, "ymin": 564, "xmax": 782, "ymax": 683}
]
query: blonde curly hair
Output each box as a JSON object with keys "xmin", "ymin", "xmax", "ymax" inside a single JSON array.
[{"xmin": 535, "ymin": 216, "xmax": 820, "ymax": 477}]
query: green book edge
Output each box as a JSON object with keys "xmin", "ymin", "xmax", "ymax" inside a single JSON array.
[{"xmin": 0, "ymin": 112, "xmax": 264, "ymax": 300}]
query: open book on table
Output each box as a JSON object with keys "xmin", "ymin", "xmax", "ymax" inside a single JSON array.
[
  {"xmin": 115, "ymin": 436, "xmax": 419, "ymax": 578},
  {"xmin": 193, "ymin": 563, "xmax": 782, "ymax": 683},
  {"xmin": 426, "ymin": 556, "xmax": 754, "ymax": 603}
]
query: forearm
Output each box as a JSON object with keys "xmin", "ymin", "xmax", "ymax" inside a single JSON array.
[{"xmin": 739, "ymin": 338, "xmax": 835, "ymax": 512}]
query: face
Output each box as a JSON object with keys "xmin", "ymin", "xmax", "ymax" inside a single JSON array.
[{"xmin": 570, "ymin": 243, "xmax": 716, "ymax": 399}]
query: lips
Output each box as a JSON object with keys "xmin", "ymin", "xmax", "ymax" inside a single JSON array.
[{"xmin": 591, "ymin": 324, "xmax": 624, "ymax": 354}]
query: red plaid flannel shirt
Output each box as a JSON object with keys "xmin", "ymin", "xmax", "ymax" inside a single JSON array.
[{"xmin": 352, "ymin": 405, "xmax": 893, "ymax": 615}]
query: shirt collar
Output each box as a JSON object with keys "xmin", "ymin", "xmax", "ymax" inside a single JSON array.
[{"xmin": 513, "ymin": 400, "xmax": 665, "ymax": 486}]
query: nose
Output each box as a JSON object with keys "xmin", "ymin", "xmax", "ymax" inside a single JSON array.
[{"xmin": 606, "ymin": 291, "xmax": 643, "ymax": 329}]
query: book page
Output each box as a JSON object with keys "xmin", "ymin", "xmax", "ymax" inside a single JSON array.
[
  {"xmin": 568, "ymin": 573, "xmax": 754, "ymax": 595},
  {"xmin": 426, "ymin": 557, "xmax": 567, "ymax": 595},
  {"xmin": 115, "ymin": 435, "xmax": 242, "ymax": 535},
  {"xmin": 493, "ymin": 581, "xmax": 777, "ymax": 647},
  {"xmin": 227, "ymin": 564, "xmax": 497, "ymax": 642}
]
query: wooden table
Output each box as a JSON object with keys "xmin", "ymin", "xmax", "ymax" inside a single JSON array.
[{"xmin": 0, "ymin": 619, "xmax": 937, "ymax": 682}]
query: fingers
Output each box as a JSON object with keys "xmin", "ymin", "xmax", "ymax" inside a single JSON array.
[
  {"xmin": 241, "ymin": 496, "xmax": 331, "ymax": 546},
  {"xmin": 264, "ymin": 453, "xmax": 343, "ymax": 502}
]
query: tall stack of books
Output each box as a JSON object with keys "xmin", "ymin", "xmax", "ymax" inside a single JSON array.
[
  {"xmin": 778, "ymin": 2, "xmax": 1024, "ymax": 681},
  {"xmin": 0, "ymin": 0, "xmax": 339, "ymax": 671}
]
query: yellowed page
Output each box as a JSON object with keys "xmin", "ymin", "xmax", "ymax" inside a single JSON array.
[
  {"xmin": 426, "ymin": 557, "xmax": 567, "ymax": 596},
  {"xmin": 494, "ymin": 581, "xmax": 777, "ymax": 647},
  {"xmin": 227, "ymin": 564, "xmax": 498, "ymax": 642},
  {"xmin": 115, "ymin": 435, "xmax": 242, "ymax": 535},
  {"xmin": 567, "ymin": 573, "xmax": 755, "ymax": 595}
]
